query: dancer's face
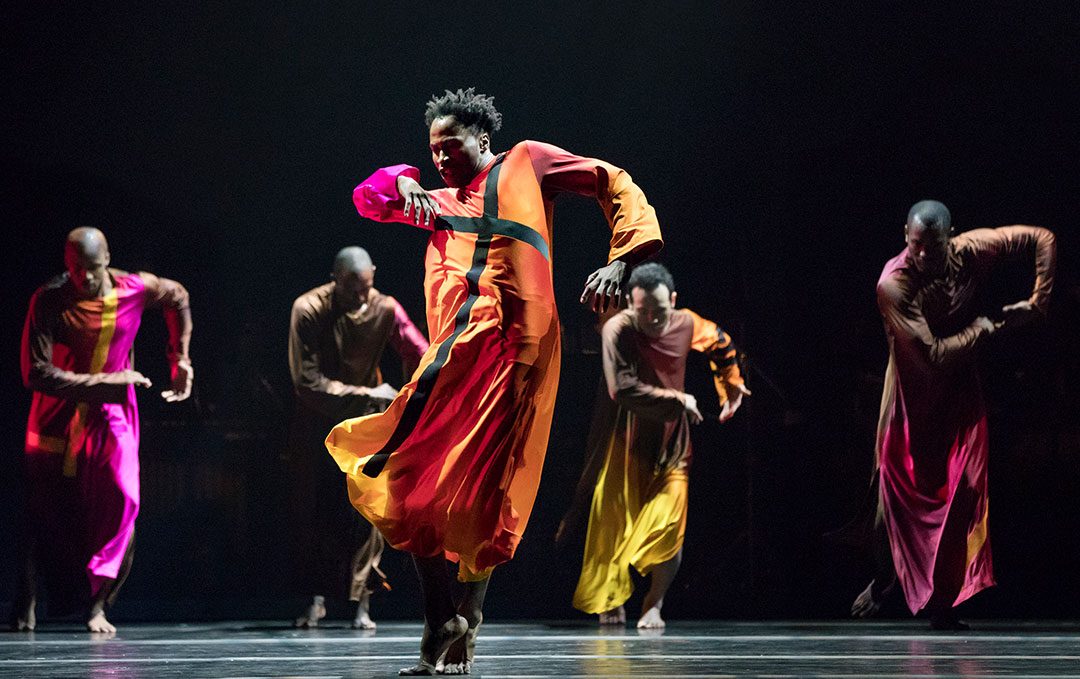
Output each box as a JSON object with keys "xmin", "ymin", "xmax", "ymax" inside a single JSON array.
[
  {"xmin": 64, "ymin": 243, "xmax": 110, "ymax": 299},
  {"xmin": 333, "ymin": 267, "xmax": 375, "ymax": 313},
  {"xmin": 904, "ymin": 219, "xmax": 951, "ymax": 278},
  {"xmin": 429, "ymin": 116, "xmax": 489, "ymax": 188},
  {"xmin": 630, "ymin": 284, "xmax": 676, "ymax": 337}
]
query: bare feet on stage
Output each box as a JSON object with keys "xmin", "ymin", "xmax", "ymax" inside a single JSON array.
[
  {"xmin": 87, "ymin": 609, "xmax": 116, "ymax": 634},
  {"xmin": 851, "ymin": 578, "xmax": 896, "ymax": 619},
  {"xmin": 598, "ymin": 605, "xmax": 626, "ymax": 625},
  {"xmin": 352, "ymin": 608, "xmax": 378, "ymax": 630},
  {"xmin": 636, "ymin": 550, "xmax": 678, "ymax": 630},
  {"xmin": 399, "ymin": 614, "xmax": 467, "ymax": 676},
  {"xmin": 441, "ymin": 613, "xmax": 481, "ymax": 674},
  {"xmin": 352, "ymin": 591, "xmax": 377, "ymax": 630},
  {"xmin": 851, "ymin": 574, "xmax": 902, "ymax": 617},
  {"xmin": 294, "ymin": 595, "xmax": 327, "ymax": 628},
  {"xmin": 10, "ymin": 596, "xmax": 36, "ymax": 632},
  {"xmin": 637, "ymin": 605, "xmax": 665, "ymax": 630}
]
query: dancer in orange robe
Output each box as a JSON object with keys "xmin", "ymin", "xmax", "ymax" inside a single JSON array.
[
  {"xmin": 325, "ymin": 88, "xmax": 662, "ymax": 675},
  {"xmin": 860, "ymin": 201, "xmax": 1055, "ymax": 629}
]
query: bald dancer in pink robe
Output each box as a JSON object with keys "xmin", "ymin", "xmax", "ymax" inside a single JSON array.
[
  {"xmin": 15, "ymin": 227, "xmax": 193, "ymax": 633},
  {"xmin": 865, "ymin": 201, "xmax": 1055, "ymax": 629}
]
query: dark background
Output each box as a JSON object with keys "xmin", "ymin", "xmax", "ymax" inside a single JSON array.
[{"xmin": 3, "ymin": 1, "xmax": 1079, "ymax": 623}]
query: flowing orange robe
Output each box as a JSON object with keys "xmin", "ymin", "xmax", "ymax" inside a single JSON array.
[{"xmin": 327, "ymin": 141, "xmax": 663, "ymax": 580}]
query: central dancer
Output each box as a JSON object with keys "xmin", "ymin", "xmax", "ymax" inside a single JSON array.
[{"xmin": 326, "ymin": 88, "xmax": 662, "ymax": 675}]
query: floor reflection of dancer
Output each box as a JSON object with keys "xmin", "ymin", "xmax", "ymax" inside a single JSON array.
[
  {"xmin": 325, "ymin": 88, "xmax": 662, "ymax": 674},
  {"xmin": 288, "ymin": 246, "xmax": 427, "ymax": 629},
  {"xmin": 853, "ymin": 201, "xmax": 1055, "ymax": 629},
  {"xmin": 15, "ymin": 227, "xmax": 193, "ymax": 633},
  {"xmin": 560, "ymin": 263, "xmax": 748, "ymax": 629}
]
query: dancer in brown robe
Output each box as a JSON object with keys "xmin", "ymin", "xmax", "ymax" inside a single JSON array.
[{"xmin": 288, "ymin": 246, "xmax": 427, "ymax": 629}]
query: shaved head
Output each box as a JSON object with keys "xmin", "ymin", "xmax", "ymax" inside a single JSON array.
[
  {"xmin": 332, "ymin": 246, "xmax": 374, "ymax": 276},
  {"xmin": 904, "ymin": 201, "xmax": 952, "ymax": 278},
  {"xmin": 906, "ymin": 200, "xmax": 951, "ymax": 232},
  {"xmin": 66, "ymin": 226, "xmax": 109, "ymax": 258},
  {"xmin": 331, "ymin": 247, "xmax": 376, "ymax": 312},
  {"xmin": 64, "ymin": 227, "xmax": 111, "ymax": 298}
]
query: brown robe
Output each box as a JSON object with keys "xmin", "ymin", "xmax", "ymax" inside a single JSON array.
[{"xmin": 287, "ymin": 283, "xmax": 426, "ymax": 599}]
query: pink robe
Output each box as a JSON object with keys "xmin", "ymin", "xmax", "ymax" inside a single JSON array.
[
  {"xmin": 21, "ymin": 269, "xmax": 190, "ymax": 596},
  {"xmin": 876, "ymin": 226, "xmax": 1055, "ymax": 613}
]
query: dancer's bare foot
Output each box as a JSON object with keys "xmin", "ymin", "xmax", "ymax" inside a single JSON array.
[
  {"xmin": 598, "ymin": 605, "xmax": 626, "ymax": 625},
  {"xmin": 851, "ymin": 580, "xmax": 884, "ymax": 618},
  {"xmin": 441, "ymin": 613, "xmax": 481, "ymax": 674},
  {"xmin": 87, "ymin": 610, "xmax": 116, "ymax": 634},
  {"xmin": 352, "ymin": 600, "xmax": 376, "ymax": 630},
  {"xmin": 637, "ymin": 606, "xmax": 665, "ymax": 629},
  {"xmin": 294, "ymin": 595, "xmax": 327, "ymax": 628},
  {"xmin": 399, "ymin": 614, "xmax": 467, "ymax": 676},
  {"xmin": 11, "ymin": 596, "xmax": 36, "ymax": 632},
  {"xmin": 851, "ymin": 577, "xmax": 897, "ymax": 619}
]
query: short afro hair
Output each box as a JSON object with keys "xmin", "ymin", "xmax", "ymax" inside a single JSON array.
[
  {"xmin": 424, "ymin": 88, "xmax": 503, "ymax": 135},
  {"xmin": 628, "ymin": 262, "xmax": 675, "ymax": 294}
]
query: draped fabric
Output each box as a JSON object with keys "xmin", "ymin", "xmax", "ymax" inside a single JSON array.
[
  {"xmin": 21, "ymin": 270, "xmax": 190, "ymax": 597},
  {"xmin": 327, "ymin": 141, "xmax": 662, "ymax": 581},
  {"xmin": 288, "ymin": 283, "xmax": 426, "ymax": 598},
  {"xmin": 875, "ymin": 226, "xmax": 1055, "ymax": 612},
  {"xmin": 572, "ymin": 309, "xmax": 743, "ymax": 613}
]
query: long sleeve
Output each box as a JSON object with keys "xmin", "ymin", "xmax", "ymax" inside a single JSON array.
[
  {"xmin": 964, "ymin": 225, "xmax": 1057, "ymax": 313},
  {"xmin": 20, "ymin": 289, "xmax": 129, "ymax": 403},
  {"xmin": 525, "ymin": 141, "xmax": 663, "ymax": 264},
  {"xmin": 387, "ymin": 298, "xmax": 428, "ymax": 381},
  {"xmin": 139, "ymin": 272, "xmax": 192, "ymax": 367},
  {"xmin": 352, "ymin": 164, "xmax": 427, "ymax": 227},
  {"xmin": 602, "ymin": 315, "xmax": 684, "ymax": 421},
  {"xmin": 877, "ymin": 276, "xmax": 988, "ymax": 371},
  {"xmin": 687, "ymin": 310, "xmax": 744, "ymax": 406},
  {"xmin": 288, "ymin": 296, "xmax": 374, "ymax": 417}
]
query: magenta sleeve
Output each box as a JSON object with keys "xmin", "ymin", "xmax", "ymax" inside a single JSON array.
[{"xmin": 352, "ymin": 164, "xmax": 422, "ymax": 223}]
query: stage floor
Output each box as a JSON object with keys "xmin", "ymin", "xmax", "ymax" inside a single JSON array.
[{"xmin": 3, "ymin": 620, "xmax": 1080, "ymax": 678}]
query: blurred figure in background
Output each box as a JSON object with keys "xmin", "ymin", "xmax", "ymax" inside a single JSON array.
[
  {"xmin": 288, "ymin": 246, "xmax": 427, "ymax": 629},
  {"xmin": 16, "ymin": 226, "xmax": 193, "ymax": 633}
]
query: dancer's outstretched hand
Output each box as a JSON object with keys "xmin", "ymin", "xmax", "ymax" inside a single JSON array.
[{"xmin": 581, "ymin": 260, "xmax": 629, "ymax": 313}]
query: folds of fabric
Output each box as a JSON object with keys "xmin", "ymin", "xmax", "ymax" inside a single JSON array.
[
  {"xmin": 329, "ymin": 141, "xmax": 662, "ymax": 581},
  {"xmin": 878, "ymin": 355, "xmax": 993, "ymax": 613},
  {"xmin": 572, "ymin": 428, "xmax": 688, "ymax": 614},
  {"xmin": 349, "ymin": 524, "xmax": 387, "ymax": 601},
  {"xmin": 21, "ymin": 272, "xmax": 149, "ymax": 597},
  {"xmin": 873, "ymin": 226, "xmax": 1054, "ymax": 613},
  {"xmin": 80, "ymin": 401, "xmax": 140, "ymax": 594},
  {"xmin": 571, "ymin": 308, "xmax": 740, "ymax": 613}
]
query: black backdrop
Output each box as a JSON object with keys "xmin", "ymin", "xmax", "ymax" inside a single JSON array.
[{"xmin": 3, "ymin": 1, "xmax": 1079, "ymax": 622}]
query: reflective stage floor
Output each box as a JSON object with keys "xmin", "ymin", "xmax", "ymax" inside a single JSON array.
[{"xmin": 3, "ymin": 620, "xmax": 1080, "ymax": 678}]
